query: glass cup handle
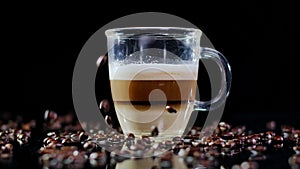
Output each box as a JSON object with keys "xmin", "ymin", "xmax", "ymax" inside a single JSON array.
[{"xmin": 194, "ymin": 47, "xmax": 232, "ymax": 111}]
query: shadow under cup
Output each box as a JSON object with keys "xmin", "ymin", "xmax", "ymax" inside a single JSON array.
[{"xmin": 105, "ymin": 27, "xmax": 202, "ymax": 139}]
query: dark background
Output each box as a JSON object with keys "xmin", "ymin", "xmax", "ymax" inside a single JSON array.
[{"xmin": 1, "ymin": 1, "xmax": 300, "ymax": 129}]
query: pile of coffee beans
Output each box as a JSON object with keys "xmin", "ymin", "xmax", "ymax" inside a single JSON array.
[
  {"xmin": 1, "ymin": 110, "xmax": 299, "ymax": 169},
  {"xmin": 0, "ymin": 127, "xmax": 31, "ymax": 159}
]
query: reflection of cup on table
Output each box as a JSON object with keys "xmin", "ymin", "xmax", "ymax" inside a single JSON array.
[
  {"xmin": 115, "ymin": 154, "xmax": 187, "ymax": 169},
  {"xmin": 115, "ymin": 158, "xmax": 156, "ymax": 169},
  {"xmin": 105, "ymin": 27, "xmax": 231, "ymax": 139}
]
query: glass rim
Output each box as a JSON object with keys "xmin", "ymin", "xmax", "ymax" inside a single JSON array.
[{"xmin": 105, "ymin": 27, "xmax": 202, "ymax": 38}]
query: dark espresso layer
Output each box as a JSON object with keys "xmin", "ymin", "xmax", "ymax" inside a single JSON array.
[{"xmin": 110, "ymin": 80, "xmax": 197, "ymax": 102}]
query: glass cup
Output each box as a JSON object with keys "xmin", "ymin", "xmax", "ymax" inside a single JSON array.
[{"xmin": 105, "ymin": 27, "xmax": 231, "ymax": 139}]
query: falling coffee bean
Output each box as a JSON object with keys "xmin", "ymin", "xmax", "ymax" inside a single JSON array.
[
  {"xmin": 105, "ymin": 115, "xmax": 113, "ymax": 127},
  {"xmin": 166, "ymin": 106, "xmax": 177, "ymax": 113},
  {"xmin": 151, "ymin": 126, "xmax": 159, "ymax": 137},
  {"xmin": 96, "ymin": 55, "xmax": 108, "ymax": 68},
  {"xmin": 218, "ymin": 122, "xmax": 230, "ymax": 133},
  {"xmin": 266, "ymin": 121, "xmax": 276, "ymax": 131},
  {"xmin": 100, "ymin": 99, "xmax": 110, "ymax": 114}
]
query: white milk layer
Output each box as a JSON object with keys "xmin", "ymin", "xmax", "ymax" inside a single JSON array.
[{"xmin": 109, "ymin": 64, "xmax": 198, "ymax": 80}]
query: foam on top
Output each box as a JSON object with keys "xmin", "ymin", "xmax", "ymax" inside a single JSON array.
[{"xmin": 109, "ymin": 64, "xmax": 198, "ymax": 80}]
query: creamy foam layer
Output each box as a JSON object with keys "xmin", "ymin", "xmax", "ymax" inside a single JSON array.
[{"xmin": 109, "ymin": 64, "xmax": 198, "ymax": 80}]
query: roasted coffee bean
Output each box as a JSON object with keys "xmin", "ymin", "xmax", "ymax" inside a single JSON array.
[
  {"xmin": 266, "ymin": 121, "xmax": 276, "ymax": 131},
  {"xmin": 62, "ymin": 138, "xmax": 72, "ymax": 146},
  {"xmin": 231, "ymin": 126, "xmax": 246, "ymax": 135},
  {"xmin": 158, "ymin": 142, "xmax": 169, "ymax": 150},
  {"xmin": 187, "ymin": 147, "xmax": 201, "ymax": 157},
  {"xmin": 284, "ymin": 137, "xmax": 297, "ymax": 149},
  {"xmin": 151, "ymin": 126, "xmax": 159, "ymax": 137},
  {"xmin": 125, "ymin": 139, "xmax": 135, "ymax": 148},
  {"xmin": 55, "ymin": 143, "xmax": 62, "ymax": 149},
  {"xmin": 218, "ymin": 122, "xmax": 231, "ymax": 133},
  {"xmin": 293, "ymin": 145, "xmax": 300, "ymax": 154},
  {"xmin": 141, "ymin": 135, "xmax": 149, "ymax": 139},
  {"xmin": 1, "ymin": 145, "xmax": 12, "ymax": 154},
  {"xmin": 96, "ymin": 55, "xmax": 108, "ymax": 67},
  {"xmin": 70, "ymin": 133, "xmax": 81, "ymax": 142},
  {"xmin": 264, "ymin": 131, "xmax": 275, "ymax": 139},
  {"xmin": 44, "ymin": 109, "xmax": 58, "ymax": 122},
  {"xmin": 183, "ymin": 135, "xmax": 193, "ymax": 144},
  {"xmin": 273, "ymin": 143, "xmax": 283, "ymax": 149},
  {"xmin": 100, "ymin": 99, "xmax": 110, "ymax": 114},
  {"xmin": 166, "ymin": 106, "xmax": 177, "ymax": 113},
  {"xmin": 127, "ymin": 133, "xmax": 135, "ymax": 140},
  {"xmin": 79, "ymin": 131, "xmax": 89, "ymax": 141},
  {"xmin": 281, "ymin": 125, "xmax": 294, "ymax": 133},
  {"xmin": 136, "ymin": 139, "xmax": 144, "ymax": 145},
  {"xmin": 292, "ymin": 130, "xmax": 300, "ymax": 139},
  {"xmin": 47, "ymin": 132, "xmax": 56, "ymax": 137},
  {"xmin": 221, "ymin": 132, "xmax": 234, "ymax": 140},
  {"xmin": 273, "ymin": 135, "xmax": 283, "ymax": 142},
  {"xmin": 4, "ymin": 143, "xmax": 13, "ymax": 151},
  {"xmin": 191, "ymin": 141, "xmax": 202, "ymax": 147},
  {"xmin": 172, "ymin": 144, "xmax": 181, "ymax": 154},
  {"xmin": 105, "ymin": 115, "xmax": 113, "ymax": 127},
  {"xmin": 246, "ymin": 137, "xmax": 258, "ymax": 146},
  {"xmin": 141, "ymin": 136, "xmax": 152, "ymax": 145},
  {"xmin": 272, "ymin": 135, "xmax": 284, "ymax": 148},
  {"xmin": 83, "ymin": 141, "xmax": 96, "ymax": 151},
  {"xmin": 213, "ymin": 139, "xmax": 224, "ymax": 148},
  {"xmin": 165, "ymin": 140, "xmax": 174, "ymax": 147},
  {"xmin": 172, "ymin": 136, "xmax": 182, "ymax": 143},
  {"xmin": 43, "ymin": 137, "xmax": 51, "ymax": 145}
]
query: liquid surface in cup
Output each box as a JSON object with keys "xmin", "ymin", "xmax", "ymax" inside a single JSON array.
[{"xmin": 110, "ymin": 64, "xmax": 198, "ymax": 137}]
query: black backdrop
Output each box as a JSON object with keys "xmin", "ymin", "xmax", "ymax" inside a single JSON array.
[{"xmin": 1, "ymin": 1, "xmax": 300, "ymax": 129}]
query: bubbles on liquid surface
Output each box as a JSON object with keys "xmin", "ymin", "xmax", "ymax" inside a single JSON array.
[{"xmin": 113, "ymin": 33, "xmax": 193, "ymax": 62}]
